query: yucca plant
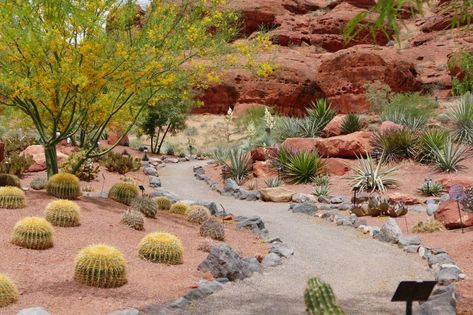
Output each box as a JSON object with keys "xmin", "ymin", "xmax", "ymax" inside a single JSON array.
[
  {"xmin": 417, "ymin": 129, "xmax": 450, "ymax": 163},
  {"xmin": 428, "ymin": 139, "xmax": 471, "ymax": 173},
  {"xmin": 279, "ymin": 150, "xmax": 325, "ymax": 184},
  {"xmin": 222, "ymin": 148, "xmax": 252, "ymax": 185},
  {"xmin": 340, "ymin": 113, "xmax": 361, "ymax": 134},
  {"xmin": 212, "ymin": 146, "xmax": 230, "ymax": 165},
  {"xmin": 372, "ymin": 128, "xmax": 418, "ymax": 163},
  {"xmin": 306, "ymin": 99, "xmax": 336, "ymax": 130},
  {"xmin": 346, "ymin": 154, "xmax": 399, "ymax": 192},
  {"xmin": 265, "ymin": 177, "xmax": 281, "ymax": 187},
  {"xmin": 274, "ymin": 116, "xmax": 303, "ymax": 141},
  {"xmin": 296, "ymin": 117, "xmax": 326, "ymax": 138},
  {"xmin": 313, "ymin": 175, "xmax": 329, "ymax": 186},
  {"xmin": 449, "ymin": 92, "xmax": 473, "ymax": 144},
  {"xmin": 313, "ymin": 183, "xmax": 330, "ymax": 197},
  {"xmin": 0, "ymin": 273, "xmax": 18, "ymax": 307},
  {"xmin": 418, "ymin": 181, "xmax": 444, "ymax": 196},
  {"xmin": 382, "ymin": 108, "xmax": 427, "ymax": 129}
]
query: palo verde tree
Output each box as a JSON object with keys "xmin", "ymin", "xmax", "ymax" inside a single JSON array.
[{"xmin": 0, "ymin": 0, "xmax": 273, "ymax": 176}]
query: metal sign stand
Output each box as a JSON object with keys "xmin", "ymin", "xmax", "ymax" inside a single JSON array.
[{"xmin": 392, "ymin": 281, "xmax": 437, "ymax": 315}]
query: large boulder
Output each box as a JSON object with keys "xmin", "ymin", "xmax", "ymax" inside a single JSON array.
[
  {"xmin": 250, "ymin": 146, "xmax": 278, "ymax": 161},
  {"xmin": 434, "ymin": 200, "xmax": 473, "ymax": 229},
  {"xmin": 252, "ymin": 161, "xmax": 275, "ymax": 178},
  {"xmin": 322, "ymin": 114, "xmax": 345, "ymax": 137},
  {"xmin": 375, "ymin": 218, "xmax": 402, "ymax": 243},
  {"xmin": 437, "ymin": 175, "xmax": 473, "ymax": 189},
  {"xmin": 107, "ymin": 130, "xmax": 129, "ymax": 146},
  {"xmin": 322, "ymin": 158, "xmax": 350, "ymax": 176},
  {"xmin": 260, "ymin": 186, "xmax": 295, "ymax": 202},
  {"xmin": 419, "ymin": 0, "xmax": 473, "ymax": 33},
  {"xmin": 20, "ymin": 145, "xmax": 68, "ymax": 172},
  {"xmin": 282, "ymin": 131, "xmax": 372, "ymax": 158}
]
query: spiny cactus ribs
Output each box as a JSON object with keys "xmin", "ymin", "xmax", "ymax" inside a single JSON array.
[
  {"xmin": 130, "ymin": 196, "xmax": 157, "ymax": 218},
  {"xmin": 304, "ymin": 277, "xmax": 345, "ymax": 315},
  {"xmin": 47, "ymin": 173, "xmax": 81, "ymax": 199},
  {"xmin": 138, "ymin": 232, "xmax": 183, "ymax": 265},
  {"xmin": 121, "ymin": 209, "xmax": 145, "ymax": 230},
  {"xmin": 0, "ymin": 186, "xmax": 25, "ymax": 209},
  {"xmin": 169, "ymin": 201, "xmax": 190, "ymax": 215},
  {"xmin": 0, "ymin": 273, "xmax": 18, "ymax": 307},
  {"xmin": 74, "ymin": 244, "xmax": 127, "ymax": 288},
  {"xmin": 155, "ymin": 196, "xmax": 172, "ymax": 210},
  {"xmin": 186, "ymin": 205, "xmax": 211, "ymax": 224},
  {"xmin": 44, "ymin": 199, "xmax": 81, "ymax": 227},
  {"xmin": 108, "ymin": 182, "xmax": 138, "ymax": 206},
  {"xmin": 200, "ymin": 218, "xmax": 225, "ymax": 241},
  {"xmin": 0, "ymin": 174, "xmax": 21, "ymax": 188},
  {"xmin": 11, "ymin": 216, "xmax": 54, "ymax": 250}
]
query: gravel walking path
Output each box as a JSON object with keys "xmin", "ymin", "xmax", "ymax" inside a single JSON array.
[{"xmin": 160, "ymin": 162, "xmax": 434, "ymax": 315}]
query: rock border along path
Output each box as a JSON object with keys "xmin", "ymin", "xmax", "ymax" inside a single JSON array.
[{"xmin": 157, "ymin": 161, "xmax": 435, "ymax": 315}]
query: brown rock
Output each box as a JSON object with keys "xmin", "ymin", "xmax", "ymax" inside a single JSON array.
[
  {"xmin": 388, "ymin": 193, "xmax": 423, "ymax": 205},
  {"xmin": 419, "ymin": 1, "xmax": 473, "ymax": 33},
  {"xmin": 250, "ymin": 146, "xmax": 278, "ymax": 161},
  {"xmin": 438, "ymin": 175, "xmax": 473, "ymax": 189},
  {"xmin": 0, "ymin": 141, "xmax": 4, "ymax": 162},
  {"xmin": 21, "ymin": 145, "xmax": 68, "ymax": 172},
  {"xmin": 434, "ymin": 200, "xmax": 473, "ymax": 229},
  {"xmin": 378, "ymin": 121, "xmax": 403, "ymax": 133},
  {"xmin": 323, "ymin": 158, "xmax": 350, "ymax": 176},
  {"xmin": 253, "ymin": 161, "xmax": 276, "ymax": 178},
  {"xmin": 107, "ymin": 130, "xmax": 129, "ymax": 146},
  {"xmin": 322, "ymin": 114, "xmax": 346, "ymax": 137},
  {"xmin": 260, "ymin": 186, "xmax": 295, "ymax": 202}
]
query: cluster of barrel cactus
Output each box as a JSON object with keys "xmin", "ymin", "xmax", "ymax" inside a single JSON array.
[
  {"xmin": 47, "ymin": 173, "xmax": 81, "ymax": 199},
  {"xmin": 108, "ymin": 183, "xmax": 138, "ymax": 205},
  {"xmin": 304, "ymin": 277, "xmax": 345, "ymax": 315},
  {"xmin": 11, "ymin": 217, "xmax": 54, "ymax": 250},
  {"xmin": 44, "ymin": 200, "xmax": 81, "ymax": 227},
  {"xmin": 131, "ymin": 196, "xmax": 158, "ymax": 218},
  {"xmin": 30, "ymin": 176, "xmax": 47, "ymax": 190},
  {"xmin": 155, "ymin": 196, "xmax": 172, "ymax": 210},
  {"xmin": 0, "ymin": 186, "xmax": 25, "ymax": 209},
  {"xmin": 0, "ymin": 274, "xmax": 18, "ymax": 307},
  {"xmin": 186, "ymin": 205, "xmax": 211, "ymax": 224},
  {"xmin": 74, "ymin": 245, "xmax": 128, "ymax": 288},
  {"xmin": 138, "ymin": 232, "xmax": 183, "ymax": 264},
  {"xmin": 0, "ymin": 174, "xmax": 21, "ymax": 188},
  {"xmin": 200, "ymin": 218, "xmax": 225, "ymax": 241},
  {"xmin": 169, "ymin": 201, "xmax": 190, "ymax": 215},
  {"xmin": 121, "ymin": 209, "xmax": 145, "ymax": 231},
  {"xmin": 351, "ymin": 195, "xmax": 408, "ymax": 218}
]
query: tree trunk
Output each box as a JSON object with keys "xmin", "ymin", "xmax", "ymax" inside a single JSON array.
[
  {"xmin": 157, "ymin": 124, "xmax": 172, "ymax": 155},
  {"xmin": 44, "ymin": 144, "xmax": 59, "ymax": 177}
]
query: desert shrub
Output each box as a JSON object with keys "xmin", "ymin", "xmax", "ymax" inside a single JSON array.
[
  {"xmin": 0, "ymin": 186, "xmax": 25, "ymax": 209},
  {"xmin": 277, "ymin": 149, "xmax": 324, "ymax": 184},
  {"xmin": 44, "ymin": 200, "xmax": 81, "ymax": 227},
  {"xmin": 372, "ymin": 128, "xmax": 418, "ymax": 162},
  {"xmin": 412, "ymin": 219, "xmax": 445, "ymax": 233},
  {"xmin": 200, "ymin": 218, "xmax": 225, "ymax": 241},
  {"xmin": 102, "ymin": 151, "xmax": 141, "ymax": 174},
  {"xmin": 138, "ymin": 232, "xmax": 183, "ymax": 264},
  {"xmin": 108, "ymin": 183, "xmax": 138, "ymax": 206},
  {"xmin": 222, "ymin": 148, "xmax": 252, "ymax": 185},
  {"xmin": 265, "ymin": 177, "xmax": 281, "ymax": 187},
  {"xmin": 47, "ymin": 173, "xmax": 81, "ymax": 199},
  {"xmin": 74, "ymin": 244, "xmax": 127, "ymax": 288},
  {"xmin": 0, "ymin": 274, "xmax": 18, "ymax": 307},
  {"xmin": 163, "ymin": 141, "xmax": 180, "ymax": 156},
  {"xmin": 418, "ymin": 181, "xmax": 444, "ymax": 196},
  {"xmin": 169, "ymin": 201, "xmax": 190, "ymax": 215},
  {"xmin": 2, "ymin": 133, "xmax": 35, "ymax": 155},
  {"xmin": 30, "ymin": 176, "xmax": 47, "ymax": 190},
  {"xmin": 304, "ymin": 277, "xmax": 344, "ymax": 315},
  {"xmin": 340, "ymin": 113, "xmax": 362, "ymax": 134},
  {"xmin": 417, "ymin": 129, "xmax": 450, "ymax": 163},
  {"xmin": 0, "ymin": 153, "xmax": 34, "ymax": 177},
  {"xmin": 121, "ymin": 209, "xmax": 145, "ymax": 231},
  {"xmin": 449, "ymin": 51, "xmax": 473, "ymax": 95},
  {"xmin": 211, "ymin": 146, "xmax": 230, "ymax": 165},
  {"xmin": 428, "ymin": 139, "xmax": 471, "ymax": 172},
  {"xmin": 346, "ymin": 154, "xmax": 398, "ymax": 192},
  {"xmin": 0, "ymin": 174, "xmax": 21, "ymax": 188},
  {"xmin": 130, "ymin": 196, "xmax": 158, "ymax": 218},
  {"xmin": 235, "ymin": 105, "xmax": 271, "ymax": 129},
  {"xmin": 11, "ymin": 217, "xmax": 53, "ymax": 250},
  {"xmin": 155, "ymin": 196, "xmax": 172, "ymax": 210},
  {"xmin": 186, "ymin": 205, "xmax": 211, "ymax": 224},
  {"xmin": 449, "ymin": 92, "xmax": 473, "ymax": 144},
  {"xmin": 62, "ymin": 152, "xmax": 100, "ymax": 181}
]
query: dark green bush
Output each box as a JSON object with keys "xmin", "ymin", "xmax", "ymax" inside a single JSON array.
[
  {"xmin": 277, "ymin": 149, "xmax": 324, "ymax": 184},
  {"xmin": 340, "ymin": 113, "xmax": 361, "ymax": 134}
]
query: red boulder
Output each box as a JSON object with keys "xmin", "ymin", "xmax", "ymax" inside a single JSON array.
[{"xmin": 435, "ymin": 200, "xmax": 473, "ymax": 229}]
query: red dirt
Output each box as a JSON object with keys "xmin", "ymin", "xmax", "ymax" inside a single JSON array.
[{"xmin": 0, "ymin": 191, "xmax": 265, "ymax": 315}]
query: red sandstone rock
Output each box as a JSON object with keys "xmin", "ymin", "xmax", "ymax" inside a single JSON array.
[
  {"xmin": 378, "ymin": 121, "xmax": 403, "ymax": 133},
  {"xmin": 322, "ymin": 114, "xmax": 346, "ymax": 137},
  {"xmin": 253, "ymin": 161, "xmax": 275, "ymax": 178},
  {"xmin": 107, "ymin": 130, "xmax": 130, "ymax": 146},
  {"xmin": 20, "ymin": 145, "xmax": 69, "ymax": 172},
  {"xmin": 438, "ymin": 175, "xmax": 473, "ymax": 189},
  {"xmin": 435, "ymin": 200, "xmax": 473, "ymax": 229},
  {"xmin": 250, "ymin": 146, "xmax": 278, "ymax": 161},
  {"xmin": 323, "ymin": 158, "xmax": 350, "ymax": 176},
  {"xmin": 419, "ymin": 1, "xmax": 473, "ymax": 33},
  {"xmin": 388, "ymin": 193, "xmax": 423, "ymax": 205}
]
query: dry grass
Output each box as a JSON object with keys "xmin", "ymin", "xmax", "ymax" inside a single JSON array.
[{"xmin": 412, "ymin": 219, "xmax": 446, "ymax": 233}]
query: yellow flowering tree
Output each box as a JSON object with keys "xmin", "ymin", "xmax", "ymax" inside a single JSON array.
[{"xmin": 0, "ymin": 0, "xmax": 271, "ymax": 176}]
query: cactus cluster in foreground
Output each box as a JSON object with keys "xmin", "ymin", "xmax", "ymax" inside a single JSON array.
[
  {"xmin": 44, "ymin": 199, "xmax": 81, "ymax": 227},
  {"xmin": 0, "ymin": 273, "xmax": 18, "ymax": 307},
  {"xmin": 108, "ymin": 183, "xmax": 138, "ymax": 206},
  {"xmin": 138, "ymin": 232, "xmax": 183, "ymax": 264},
  {"xmin": 121, "ymin": 209, "xmax": 145, "ymax": 231},
  {"xmin": 11, "ymin": 217, "xmax": 54, "ymax": 250},
  {"xmin": 155, "ymin": 196, "xmax": 172, "ymax": 211},
  {"xmin": 169, "ymin": 201, "xmax": 190, "ymax": 215},
  {"xmin": 47, "ymin": 173, "xmax": 81, "ymax": 199},
  {"xmin": 304, "ymin": 277, "xmax": 345, "ymax": 315},
  {"xmin": 0, "ymin": 186, "xmax": 25, "ymax": 209},
  {"xmin": 131, "ymin": 196, "xmax": 158, "ymax": 218},
  {"xmin": 186, "ymin": 205, "xmax": 211, "ymax": 224},
  {"xmin": 200, "ymin": 218, "xmax": 225, "ymax": 241}
]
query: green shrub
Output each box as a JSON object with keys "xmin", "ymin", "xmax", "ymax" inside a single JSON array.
[
  {"xmin": 44, "ymin": 199, "xmax": 81, "ymax": 227},
  {"xmin": 418, "ymin": 181, "xmax": 444, "ymax": 196},
  {"xmin": 186, "ymin": 205, "xmax": 211, "ymax": 224},
  {"xmin": 340, "ymin": 113, "xmax": 362, "ymax": 134},
  {"xmin": 30, "ymin": 176, "xmax": 47, "ymax": 190},
  {"xmin": 449, "ymin": 92, "xmax": 473, "ymax": 144},
  {"xmin": 274, "ymin": 116, "xmax": 302, "ymax": 141},
  {"xmin": 108, "ymin": 183, "xmax": 138, "ymax": 205},
  {"xmin": 222, "ymin": 148, "xmax": 252, "ymax": 185},
  {"xmin": 200, "ymin": 218, "xmax": 225, "ymax": 241},
  {"xmin": 138, "ymin": 232, "xmax": 183, "ymax": 264},
  {"xmin": 0, "ymin": 153, "xmax": 34, "ymax": 177},
  {"xmin": 74, "ymin": 244, "xmax": 127, "ymax": 288},
  {"xmin": 0, "ymin": 273, "xmax": 18, "ymax": 307},
  {"xmin": 0, "ymin": 174, "xmax": 21, "ymax": 188},
  {"xmin": 278, "ymin": 149, "xmax": 324, "ymax": 184},
  {"xmin": 62, "ymin": 152, "xmax": 100, "ymax": 181},
  {"xmin": 346, "ymin": 154, "xmax": 399, "ymax": 192},
  {"xmin": 47, "ymin": 173, "xmax": 81, "ymax": 199},
  {"xmin": 449, "ymin": 51, "xmax": 473, "ymax": 95},
  {"xmin": 155, "ymin": 196, "xmax": 172, "ymax": 210},
  {"xmin": 102, "ymin": 151, "xmax": 141, "ymax": 174},
  {"xmin": 265, "ymin": 177, "xmax": 281, "ymax": 188},
  {"xmin": 2, "ymin": 133, "xmax": 35, "ymax": 155},
  {"xmin": 417, "ymin": 129, "xmax": 449, "ymax": 163},
  {"xmin": 372, "ymin": 128, "xmax": 418, "ymax": 162},
  {"xmin": 121, "ymin": 209, "xmax": 145, "ymax": 231},
  {"xmin": 0, "ymin": 186, "xmax": 25, "ymax": 209},
  {"xmin": 170, "ymin": 201, "xmax": 190, "ymax": 215},
  {"xmin": 304, "ymin": 277, "xmax": 344, "ymax": 315},
  {"xmin": 130, "ymin": 196, "xmax": 158, "ymax": 218},
  {"xmin": 429, "ymin": 139, "xmax": 471, "ymax": 172},
  {"xmin": 11, "ymin": 217, "xmax": 54, "ymax": 250}
]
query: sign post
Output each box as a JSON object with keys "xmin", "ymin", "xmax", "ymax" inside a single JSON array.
[{"xmin": 392, "ymin": 281, "xmax": 437, "ymax": 315}]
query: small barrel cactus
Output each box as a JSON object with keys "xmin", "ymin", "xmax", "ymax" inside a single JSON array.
[
  {"xmin": 304, "ymin": 277, "xmax": 345, "ymax": 315},
  {"xmin": 47, "ymin": 173, "xmax": 81, "ymax": 199},
  {"xmin": 138, "ymin": 232, "xmax": 183, "ymax": 264},
  {"xmin": 0, "ymin": 186, "xmax": 25, "ymax": 209},
  {"xmin": 108, "ymin": 183, "xmax": 138, "ymax": 206},
  {"xmin": 169, "ymin": 201, "xmax": 190, "ymax": 215},
  {"xmin": 121, "ymin": 209, "xmax": 145, "ymax": 231},
  {"xmin": 200, "ymin": 218, "xmax": 225, "ymax": 241},
  {"xmin": 74, "ymin": 244, "xmax": 128, "ymax": 288},
  {"xmin": 186, "ymin": 205, "xmax": 211, "ymax": 224},
  {"xmin": 44, "ymin": 199, "xmax": 81, "ymax": 227},
  {"xmin": 11, "ymin": 217, "xmax": 54, "ymax": 250},
  {"xmin": 155, "ymin": 196, "xmax": 172, "ymax": 210},
  {"xmin": 0, "ymin": 274, "xmax": 18, "ymax": 307},
  {"xmin": 0, "ymin": 174, "xmax": 21, "ymax": 188},
  {"xmin": 130, "ymin": 196, "xmax": 158, "ymax": 218},
  {"xmin": 30, "ymin": 176, "xmax": 47, "ymax": 190}
]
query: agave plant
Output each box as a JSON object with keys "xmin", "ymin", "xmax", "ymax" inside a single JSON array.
[
  {"xmin": 346, "ymin": 154, "xmax": 399, "ymax": 192},
  {"xmin": 428, "ymin": 139, "xmax": 471, "ymax": 173},
  {"xmin": 418, "ymin": 181, "xmax": 444, "ymax": 196},
  {"xmin": 296, "ymin": 117, "xmax": 326, "ymax": 138},
  {"xmin": 222, "ymin": 148, "xmax": 252, "ymax": 185},
  {"xmin": 449, "ymin": 92, "xmax": 473, "ymax": 144},
  {"xmin": 274, "ymin": 116, "xmax": 302, "ymax": 141},
  {"xmin": 279, "ymin": 150, "xmax": 325, "ymax": 184},
  {"xmin": 372, "ymin": 128, "xmax": 418, "ymax": 163},
  {"xmin": 340, "ymin": 113, "xmax": 362, "ymax": 134},
  {"xmin": 313, "ymin": 183, "xmax": 330, "ymax": 197}
]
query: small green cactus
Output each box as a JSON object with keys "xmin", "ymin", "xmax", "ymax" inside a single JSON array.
[
  {"xmin": 0, "ymin": 274, "xmax": 18, "ymax": 307},
  {"xmin": 130, "ymin": 196, "xmax": 158, "ymax": 218},
  {"xmin": 11, "ymin": 217, "xmax": 54, "ymax": 250},
  {"xmin": 200, "ymin": 218, "xmax": 225, "ymax": 241},
  {"xmin": 0, "ymin": 174, "xmax": 21, "ymax": 188},
  {"xmin": 44, "ymin": 199, "xmax": 81, "ymax": 227},
  {"xmin": 47, "ymin": 173, "xmax": 81, "ymax": 199},
  {"xmin": 108, "ymin": 183, "xmax": 138, "ymax": 206},
  {"xmin": 121, "ymin": 209, "xmax": 145, "ymax": 231},
  {"xmin": 30, "ymin": 176, "xmax": 47, "ymax": 190},
  {"xmin": 138, "ymin": 232, "xmax": 183, "ymax": 264},
  {"xmin": 0, "ymin": 186, "xmax": 25, "ymax": 209},
  {"xmin": 74, "ymin": 244, "xmax": 128, "ymax": 288},
  {"xmin": 186, "ymin": 205, "xmax": 211, "ymax": 224},
  {"xmin": 304, "ymin": 277, "xmax": 345, "ymax": 315},
  {"xmin": 155, "ymin": 196, "xmax": 172, "ymax": 210},
  {"xmin": 169, "ymin": 201, "xmax": 190, "ymax": 215}
]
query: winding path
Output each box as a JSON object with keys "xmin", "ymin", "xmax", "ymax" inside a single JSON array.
[{"xmin": 160, "ymin": 161, "xmax": 433, "ymax": 315}]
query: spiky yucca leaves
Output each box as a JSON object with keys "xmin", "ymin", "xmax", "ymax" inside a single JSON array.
[
  {"xmin": 138, "ymin": 232, "xmax": 183, "ymax": 264},
  {"xmin": 417, "ymin": 129, "xmax": 449, "ymax": 163},
  {"xmin": 340, "ymin": 113, "xmax": 361, "ymax": 135},
  {"xmin": 418, "ymin": 181, "xmax": 444, "ymax": 196},
  {"xmin": 265, "ymin": 177, "xmax": 281, "ymax": 188},
  {"xmin": 108, "ymin": 183, "xmax": 138, "ymax": 206},
  {"xmin": 0, "ymin": 186, "xmax": 25, "ymax": 209},
  {"xmin": 170, "ymin": 201, "xmax": 190, "ymax": 215},
  {"xmin": 0, "ymin": 174, "xmax": 21, "ymax": 188},
  {"xmin": 186, "ymin": 205, "xmax": 211, "ymax": 224},
  {"xmin": 428, "ymin": 139, "xmax": 471, "ymax": 173},
  {"xmin": 121, "ymin": 209, "xmax": 145, "ymax": 231},
  {"xmin": 0, "ymin": 274, "xmax": 18, "ymax": 307},
  {"xmin": 372, "ymin": 128, "xmax": 418, "ymax": 163},
  {"xmin": 304, "ymin": 277, "xmax": 345, "ymax": 315},
  {"xmin": 346, "ymin": 154, "xmax": 399, "ymax": 192},
  {"xmin": 30, "ymin": 176, "xmax": 47, "ymax": 190},
  {"xmin": 155, "ymin": 196, "xmax": 172, "ymax": 210},
  {"xmin": 44, "ymin": 199, "xmax": 81, "ymax": 227},
  {"xmin": 200, "ymin": 218, "xmax": 225, "ymax": 241},
  {"xmin": 381, "ymin": 109, "xmax": 427, "ymax": 129},
  {"xmin": 449, "ymin": 92, "xmax": 473, "ymax": 144},
  {"xmin": 47, "ymin": 173, "xmax": 81, "ymax": 199},
  {"xmin": 130, "ymin": 196, "xmax": 158, "ymax": 218},
  {"xmin": 11, "ymin": 217, "xmax": 54, "ymax": 250},
  {"xmin": 278, "ymin": 149, "xmax": 325, "ymax": 184},
  {"xmin": 412, "ymin": 219, "xmax": 445, "ymax": 233},
  {"xmin": 222, "ymin": 148, "xmax": 252, "ymax": 185},
  {"xmin": 306, "ymin": 99, "xmax": 336, "ymax": 131},
  {"xmin": 74, "ymin": 245, "xmax": 127, "ymax": 288}
]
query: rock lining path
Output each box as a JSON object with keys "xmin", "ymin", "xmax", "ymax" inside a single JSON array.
[{"xmin": 160, "ymin": 161, "xmax": 433, "ymax": 315}]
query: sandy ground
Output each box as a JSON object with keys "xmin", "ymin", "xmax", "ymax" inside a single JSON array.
[{"xmin": 0, "ymin": 191, "xmax": 265, "ymax": 315}]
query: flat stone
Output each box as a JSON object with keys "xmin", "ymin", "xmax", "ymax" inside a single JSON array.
[
  {"xmin": 397, "ymin": 235, "xmax": 421, "ymax": 247},
  {"xmin": 292, "ymin": 193, "xmax": 317, "ymax": 203},
  {"xmin": 109, "ymin": 309, "xmax": 140, "ymax": 315},
  {"xmin": 317, "ymin": 196, "xmax": 331, "ymax": 204},
  {"xmin": 141, "ymin": 305, "xmax": 168, "ymax": 315},
  {"xmin": 150, "ymin": 188, "xmax": 181, "ymax": 202},
  {"xmin": 427, "ymin": 252, "xmax": 454, "ymax": 267},
  {"xmin": 143, "ymin": 166, "xmax": 158, "ymax": 176},
  {"xmin": 184, "ymin": 280, "xmax": 224, "ymax": 300},
  {"xmin": 260, "ymin": 187, "xmax": 295, "ymax": 202},
  {"xmin": 224, "ymin": 178, "xmax": 239, "ymax": 193},
  {"xmin": 418, "ymin": 285, "xmax": 456, "ymax": 315},
  {"xmin": 403, "ymin": 245, "xmax": 420, "ymax": 253},
  {"xmin": 291, "ymin": 202, "xmax": 317, "ymax": 215},
  {"xmin": 330, "ymin": 196, "xmax": 345, "ymax": 204},
  {"xmin": 149, "ymin": 175, "xmax": 161, "ymax": 188},
  {"xmin": 436, "ymin": 267, "xmax": 462, "ymax": 285},
  {"xmin": 17, "ymin": 308, "xmax": 51, "ymax": 315},
  {"xmin": 269, "ymin": 243, "xmax": 294, "ymax": 258},
  {"xmin": 236, "ymin": 216, "xmax": 266, "ymax": 235},
  {"xmin": 262, "ymin": 253, "xmax": 283, "ymax": 267},
  {"xmin": 169, "ymin": 297, "xmax": 189, "ymax": 309}
]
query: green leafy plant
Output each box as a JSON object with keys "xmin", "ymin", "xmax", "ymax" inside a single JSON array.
[
  {"xmin": 0, "ymin": 186, "xmax": 25, "ymax": 209},
  {"xmin": 222, "ymin": 148, "xmax": 252, "ymax": 185},
  {"xmin": 417, "ymin": 129, "xmax": 450, "ymax": 163},
  {"xmin": 11, "ymin": 217, "xmax": 54, "ymax": 250},
  {"xmin": 428, "ymin": 139, "xmax": 471, "ymax": 173},
  {"xmin": 74, "ymin": 244, "xmax": 127, "ymax": 288},
  {"xmin": 265, "ymin": 177, "xmax": 281, "ymax": 187},
  {"xmin": 313, "ymin": 184, "xmax": 330, "ymax": 197},
  {"xmin": 346, "ymin": 154, "xmax": 399, "ymax": 192},
  {"xmin": 186, "ymin": 205, "xmax": 212, "ymax": 224},
  {"xmin": 304, "ymin": 277, "xmax": 345, "ymax": 315},
  {"xmin": 418, "ymin": 181, "xmax": 444, "ymax": 196},
  {"xmin": 200, "ymin": 218, "xmax": 225, "ymax": 241},
  {"xmin": 0, "ymin": 273, "xmax": 18, "ymax": 307},
  {"xmin": 412, "ymin": 219, "xmax": 445, "ymax": 233},
  {"xmin": 372, "ymin": 128, "xmax": 418, "ymax": 162},
  {"xmin": 130, "ymin": 196, "xmax": 158, "ymax": 218},
  {"xmin": 340, "ymin": 113, "xmax": 362, "ymax": 134},
  {"xmin": 108, "ymin": 183, "xmax": 138, "ymax": 206},
  {"xmin": 381, "ymin": 109, "xmax": 428, "ymax": 129},
  {"xmin": 0, "ymin": 153, "xmax": 34, "ymax": 177},
  {"xmin": 0, "ymin": 174, "xmax": 21, "ymax": 188},
  {"xmin": 44, "ymin": 199, "xmax": 81, "ymax": 227},
  {"xmin": 450, "ymin": 51, "xmax": 473, "ymax": 95},
  {"xmin": 102, "ymin": 152, "xmax": 141, "ymax": 175},
  {"xmin": 277, "ymin": 149, "xmax": 325, "ymax": 184},
  {"xmin": 169, "ymin": 201, "xmax": 190, "ymax": 215},
  {"xmin": 212, "ymin": 146, "xmax": 230, "ymax": 165},
  {"xmin": 62, "ymin": 152, "xmax": 100, "ymax": 181},
  {"xmin": 274, "ymin": 116, "xmax": 302, "ymax": 141},
  {"xmin": 449, "ymin": 92, "xmax": 473, "ymax": 144},
  {"xmin": 46, "ymin": 173, "xmax": 81, "ymax": 199},
  {"xmin": 155, "ymin": 196, "xmax": 172, "ymax": 210},
  {"xmin": 138, "ymin": 232, "xmax": 183, "ymax": 264},
  {"xmin": 30, "ymin": 176, "xmax": 47, "ymax": 190},
  {"xmin": 121, "ymin": 209, "xmax": 145, "ymax": 231}
]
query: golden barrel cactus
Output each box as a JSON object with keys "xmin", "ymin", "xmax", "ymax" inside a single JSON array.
[
  {"xmin": 186, "ymin": 205, "xmax": 211, "ymax": 224},
  {"xmin": 169, "ymin": 201, "xmax": 190, "ymax": 215},
  {"xmin": 0, "ymin": 186, "xmax": 25, "ymax": 209},
  {"xmin": 44, "ymin": 199, "xmax": 81, "ymax": 227},
  {"xmin": 0, "ymin": 274, "xmax": 18, "ymax": 307},
  {"xmin": 138, "ymin": 232, "xmax": 183, "ymax": 264},
  {"xmin": 108, "ymin": 183, "xmax": 138, "ymax": 206},
  {"xmin": 47, "ymin": 173, "xmax": 81, "ymax": 199},
  {"xmin": 155, "ymin": 196, "xmax": 172, "ymax": 210},
  {"xmin": 11, "ymin": 217, "xmax": 54, "ymax": 250}
]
